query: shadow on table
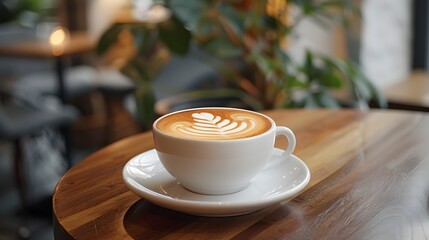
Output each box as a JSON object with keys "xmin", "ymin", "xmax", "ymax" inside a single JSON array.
[
  {"xmin": 122, "ymin": 199, "xmax": 301, "ymax": 239},
  {"xmin": 123, "ymin": 200, "xmax": 193, "ymax": 239}
]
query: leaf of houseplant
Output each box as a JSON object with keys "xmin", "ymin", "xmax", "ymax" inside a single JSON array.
[
  {"xmin": 130, "ymin": 25, "xmax": 158, "ymax": 54},
  {"xmin": 218, "ymin": 4, "xmax": 245, "ymax": 38},
  {"xmin": 344, "ymin": 62, "xmax": 374, "ymax": 102},
  {"xmin": 159, "ymin": 16, "xmax": 191, "ymax": 55},
  {"xmin": 134, "ymin": 84, "xmax": 156, "ymax": 129},
  {"xmin": 122, "ymin": 50, "xmax": 169, "ymax": 83},
  {"xmin": 168, "ymin": 0, "xmax": 208, "ymax": 31},
  {"xmin": 360, "ymin": 79, "xmax": 387, "ymax": 108},
  {"xmin": 287, "ymin": 75, "xmax": 308, "ymax": 89},
  {"xmin": 274, "ymin": 46, "xmax": 291, "ymax": 63},
  {"xmin": 304, "ymin": 51, "xmax": 316, "ymax": 81},
  {"xmin": 319, "ymin": 68, "xmax": 343, "ymax": 88},
  {"xmin": 349, "ymin": 63, "xmax": 387, "ymax": 108},
  {"xmin": 314, "ymin": 90, "xmax": 341, "ymax": 108},
  {"xmin": 202, "ymin": 37, "xmax": 242, "ymax": 58},
  {"xmin": 320, "ymin": 56, "xmax": 386, "ymax": 107},
  {"xmin": 303, "ymin": 94, "xmax": 319, "ymax": 108},
  {"xmin": 97, "ymin": 23, "xmax": 128, "ymax": 55},
  {"xmin": 248, "ymin": 51, "xmax": 276, "ymax": 77},
  {"xmin": 366, "ymin": 81, "xmax": 387, "ymax": 108},
  {"xmin": 121, "ymin": 58, "xmax": 150, "ymax": 84}
]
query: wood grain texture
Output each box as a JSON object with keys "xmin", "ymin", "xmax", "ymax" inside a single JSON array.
[{"xmin": 53, "ymin": 109, "xmax": 429, "ymax": 239}]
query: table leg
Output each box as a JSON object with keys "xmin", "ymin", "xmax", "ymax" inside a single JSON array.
[
  {"xmin": 60, "ymin": 126, "xmax": 72, "ymax": 169},
  {"xmin": 55, "ymin": 56, "xmax": 66, "ymax": 103},
  {"xmin": 55, "ymin": 57, "xmax": 73, "ymax": 168}
]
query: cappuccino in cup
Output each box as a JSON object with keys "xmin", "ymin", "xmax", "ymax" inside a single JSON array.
[
  {"xmin": 153, "ymin": 107, "xmax": 296, "ymax": 195},
  {"xmin": 156, "ymin": 108, "xmax": 271, "ymax": 140}
]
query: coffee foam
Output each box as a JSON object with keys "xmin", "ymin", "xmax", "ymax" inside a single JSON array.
[{"xmin": 156, "ymin": 109, "xmax": 271, "ymax": 140}]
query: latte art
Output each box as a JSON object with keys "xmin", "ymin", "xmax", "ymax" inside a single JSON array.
[
  {"xmin": 156, "ymin": 108, "xmax": 271, "ymax": 140},
  {"xmin": 174, "ymin": 112, "xmax": 257, "ymax": 138}
]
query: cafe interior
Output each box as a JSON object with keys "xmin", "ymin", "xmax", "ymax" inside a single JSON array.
[{"xmin": 0, "ymin": 0, "xmax": 427, "ymax": 239}]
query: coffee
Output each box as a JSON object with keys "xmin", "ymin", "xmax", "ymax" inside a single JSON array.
[
  {"xmin": 153, "ymin": 107, "xmax": 296, "ymax": 195},
  {"xmin": 156, "ymin": 108, "xmax": 272, "ymax": 140}
]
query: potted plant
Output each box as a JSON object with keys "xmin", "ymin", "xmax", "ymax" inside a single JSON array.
[{"xmin": 97, "ymin": 0, "xmax": 386, "ymax": 129}]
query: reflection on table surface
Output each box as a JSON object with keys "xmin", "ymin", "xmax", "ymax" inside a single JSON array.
[{"xmin": 53, "ymin": 109, "xmax": 429, "ymax": 239}]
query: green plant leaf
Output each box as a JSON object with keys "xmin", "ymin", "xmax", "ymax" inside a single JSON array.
[
  {"xmin": 289, "ymin": 0, "xmax": 359, "ymax": 29},
  {"xmin": 168, "ymin": 0, "xmax": 208, "ymax": 31},
  {"xmin": 314, "ymin": 90, "xmax": 341, "ymax": 108},
  {"xmin": 274, "ymin": 46, "xmax": 291, "ymax": 63},
  {"xmin": 304, "ymin": 51, "xmax": 315, "ymax": 81},
  {"xmin": 96, "ymin": 23, "xmax": 128, "ymax": 55},
  {"xmin": 319, "ymin": 68, "xmax": 343, "ymax": 88},
  {"xmin": 303, "ymin": 94, "xmax": 319, "ymax": 108},
  {"xmin": 287, "ymin": 75, "xmax": 308, "ymax": 89},
  {"xmin": 248, "ymin": 51, "xmax": 276, "ymax": 77},
  {"xmin": 16, "ymin": 0, "xmax": 43, "ymax": 14},
  {"xmin": 202, "ymin": 37, "xmax": 242, "ymax": 58},
  {"xmin": 193, "ymin": 17, "xmax": 216, "ymax": 37},
  {"xmin": 130, "ymin": 25, "xmax": 158, "ymax": 54},
  {"xmin": 263, "ymin": 15, "xmax": 281, "ymax": 30},
  {"xmin": 350, "ymin": 63, "xmax": 387, "ymax": 108},
  {"xmin": 353, "ymin": 76, "xmax": 372, "ymax": 101},
  {"xmin": 121, "ymin": 58, "xmax": 151, "ymax": 84},
  {"xmin": 134, "ymin": 84, "xmax": 156, "ymax": 129},
  {"xmin": 367, "ymin": 82, "xmax": 387, "ymax": 108},
  {"xmin": 218, "ymin": 4, "xmax": 245, "ymax": 38},
  {"xmin": 328, "ymin": 60, "xmax": 386, "ymax": 108},
  {"xmin": 320, "ymin": 0, "xmax": 346, "ymax": 7},
  {"xmin": 159, "ymin": 16, "xmax": 191, "ymax": 55}
]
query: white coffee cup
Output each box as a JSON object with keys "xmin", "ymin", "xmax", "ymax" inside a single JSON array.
[{"xmin": 153, "ymin": 107, "xmax": 296, "ymax": 195}]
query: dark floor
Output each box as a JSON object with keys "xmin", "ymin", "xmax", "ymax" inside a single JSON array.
[{"xmin": 0, "ymin": 132, "xmax": 98, "ymax": 240}]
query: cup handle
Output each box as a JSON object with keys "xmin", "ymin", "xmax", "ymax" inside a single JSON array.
[{"xmin": 275, "ymin": 126, "xmax": 296, "ymax": 158}]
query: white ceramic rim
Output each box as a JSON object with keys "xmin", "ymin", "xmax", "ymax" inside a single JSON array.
[{"xmin": 152, "ymin": 107, "xmax": 276, "ymax": 142}]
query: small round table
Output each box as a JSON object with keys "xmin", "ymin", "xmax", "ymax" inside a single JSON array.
[
  {"xmin": 0, "ymin": 32, "xmax": 95, "ymax": 103},
  {"xmin": 53, "ymin": 109, "xmax": 429, "ymax": 239}
]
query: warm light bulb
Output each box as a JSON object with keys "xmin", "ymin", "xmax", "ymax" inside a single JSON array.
[
  {"xmin": 49, "ymin": 26, "xmax": 69, "ymax": 56},
  {"xmin": 49, "ymin": 27, "xmax": 67, "ymax": 46}
]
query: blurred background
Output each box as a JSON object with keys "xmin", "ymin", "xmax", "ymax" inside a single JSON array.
[{"xmin": 0, "ymin": 0, "xmax": 425, "ymax": 239}]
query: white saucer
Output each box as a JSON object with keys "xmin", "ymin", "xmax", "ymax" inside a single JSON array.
[{"xmin": 122, "ymin": 148, "xmax": 310, "ymax": 217}]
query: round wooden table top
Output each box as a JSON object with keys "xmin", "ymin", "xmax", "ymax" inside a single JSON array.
[
  {"xmin": 0, "ymin": 31, "xmax": 95, "ymax": 58},
  {"xmin": 53, "ymin": 109, "xmax": 429, "ymax": 239}
]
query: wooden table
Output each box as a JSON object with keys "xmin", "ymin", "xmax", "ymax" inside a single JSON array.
[
  {"xmin": 384, "ymin": 71, "xmax": 429, "ymax": 111},
  {"xmin": 0, "ymin": 31, "xmax": 96, "ymax": 103},
  {"xmin": 0, "ymin": 32, "xmax": 95, "ymax": 58},
  {"xmin": 53, "ymin": 109, "xmax": 429, "ymax": 239}
]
